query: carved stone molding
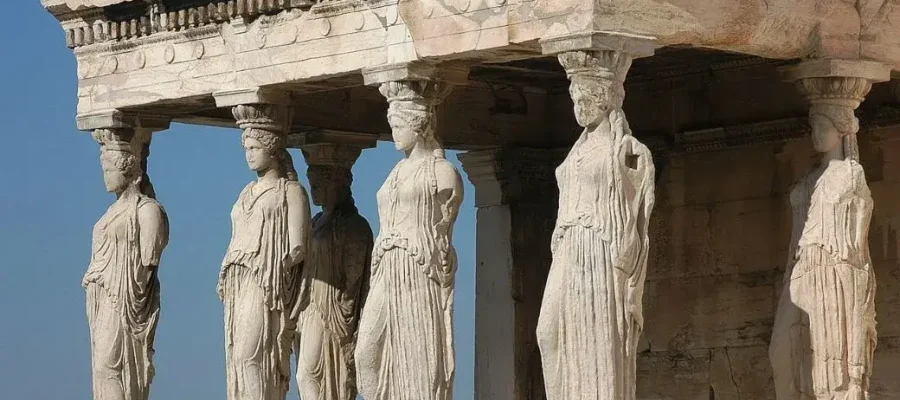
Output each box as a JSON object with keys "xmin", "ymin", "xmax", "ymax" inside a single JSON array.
[{"xmin": 49, "ymin": 0, "xmax": 314, "ymax": 49}]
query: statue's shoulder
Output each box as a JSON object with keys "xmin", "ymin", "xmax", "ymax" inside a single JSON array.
[
  {"xmin": 136, "ymin": 195, "xmax": 168, "ymax": 229},
  {"xmin": 284, "ymin": 179, "xmax": 310, "ymax": 199},
  {"xmin": 136, "ymin": 195, "xmax": 165, "ymax": 214},
  {"xmin": 341, "ymin": 213, "xmax": 374, "ymax": 242},
  {"xmin": 433, "ymin": 157, "xmax": 463, "ymax": 190},
  {"xmin": 345, "ymin": 212, "xmax": 374, "ymax": 236},
  {"xmin": 846, "ymin": 159, "xmax": 871, "ymax": 197}
]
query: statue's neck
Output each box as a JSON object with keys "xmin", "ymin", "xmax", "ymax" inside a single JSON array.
[
  {"xmin": 116, "ymin": 183, "xmax": 140, "ymax": 201},
  {"xmin": 256, "ymin": 167, "xmax": 282, "ymax": 185}
]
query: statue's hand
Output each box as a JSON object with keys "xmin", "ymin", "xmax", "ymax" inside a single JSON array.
[{"xmin": 284, "ymin": 245, "xmax": 304, "ymax": 267}]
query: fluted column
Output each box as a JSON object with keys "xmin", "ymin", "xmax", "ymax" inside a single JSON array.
[
  {"xmin": 213, "ymin": 89, "xmax": 311, "ymax": 400},
  {"xmin": 77, "ymin": 111, "xmax": 171, "ymax": 400},
  {"xmin": 770, "ymin": 59, "xmax": 891, "ymax": 400},
  {"xmin": 536, "ymin": 32, "xmax": 657, "ymax": 400},
  {"xmin": 355, "ymin": 63, "xmax": 467, "ymax": 400},
  {"xmin": 458, "ymin": 148, "xmax": 566, "ymax": 400},
  {"xmin": 294, "ymin": 139, "xmax": 375, "ymax": 400}
]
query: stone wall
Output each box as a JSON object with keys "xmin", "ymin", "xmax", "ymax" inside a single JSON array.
[{"xmin": 637, "ymin": 124, "xmax": 900, "ymax": 399}]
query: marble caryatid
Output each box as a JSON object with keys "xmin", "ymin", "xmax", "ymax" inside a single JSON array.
[
  {"xmin": 355, "ymin": 80, "xmax": 464, "ymax": 400},
  {"xmin": 84, "ymin": 128, "xmax": 169, "ymax": 400},
  {"xmin": 770, "ymin": 76, "xmax": 877, "ymax": 400},
  {"xmin": 536, "ymin": 50, "xmax": 655, "ymax": 400},
  {"xmin": 218, "ymin": 104, "xmax": 311, "ymax": 400},
  {"xmin": 294, "ymin": 144, "xmax": 373, "ymax": 400}
]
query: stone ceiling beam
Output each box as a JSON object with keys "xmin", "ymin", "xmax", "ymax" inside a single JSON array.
[{"xmin": 76, "ymin": 109, "xmax": 172, "ymax": 132}]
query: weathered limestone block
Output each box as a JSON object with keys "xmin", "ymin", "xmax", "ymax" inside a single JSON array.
[
  {"xmin": 870, "ymin": 337, "xmax": 900, "ymax": 399},
  {"xmin": 355, "ymin": 70, "xmax": 464, "ymax": 400},
  {"xmin": 649, "ymin": 200, "xmax": 790, "ymax": 281},
  {"xmin": 636, "ymin": 346, "xmax": 775, "ymax": 400},
  {"xmin": 642, "ymin": 272, "xmax": 777, "ymax": 352},
  {"xmin": 85, "ymin": 127, "xmax": 169, "ymax": 400},
  {"xmin": 636, "ymin": 349, "xmax": 713, "ymax": 400},
  {"xmin": 537, "ymin": 34, "xmax": 656, "ymax": 400},
  {"xmin": 294, "ymin": 143, "xmax": 373, "ymax": 400},
  {"xmin": 218, "ymin": 99, "xmax": 312, "ymax": 400}
]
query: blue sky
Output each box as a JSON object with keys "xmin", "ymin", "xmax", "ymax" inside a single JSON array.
[{"xmin": 0, "ymin": 3, "xmax": 476, "ymax": 398}]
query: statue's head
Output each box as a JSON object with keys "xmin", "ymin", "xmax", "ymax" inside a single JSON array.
[
  {"xmin": 387, "ymin": 105, "xmax": 432, "ymax": 152},
  {"xmin": 93, "ymin": 129, "xmax": 140, "ymax": 194},
  {"xmin": 569, "ymin": 76, "xmax": 624, "ymax": 128},
  {"xmin": 302, "ymin": 144, "xmax": 361, "ymax": 208},
  {"xmin": 809, "ymin": 104, "xmax": 858, "ymax": 154},
  {"xmin": 380, "ymin": 81, "xmax": 449, "ymax": 154},
  {"xmin": 307, "ymin": 165, "xmax": 352, "ymax": 207},
  {"xmin": 242, "ymin": 128, "xmax": 282, "ymax": 173},
  {"xmin": 797, "ymin": 76, "xmax": 871, "ymax": 159},
  {"xmin": 234, "ymin": 104, "xmax": 297, "ymax": 180},
  {"xmin": 559, "ymin": 51, "xmax": 629, "ymax": 129}
]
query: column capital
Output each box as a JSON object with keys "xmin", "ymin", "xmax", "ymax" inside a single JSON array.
[
  {"xmin": 300, "ymin": 143, "xmax": 363, "ymax": 169},
  {"xmin": 458, "ymin": 148, "xmax": 566, "ymax": 208},
  {"xmin": 76, "ymin": 109, "xmax": 171, "ymax": 132},
  {"xmin": 539, "ymin": 31, "xmax": 656, "ymax": 58},
  {"xmin": 232, "ymin": 103, "xmax": 292, "ymax": 133},
  {"xmin": 361, "ymin": 61, "xmax": 470, "ymax": 86}
]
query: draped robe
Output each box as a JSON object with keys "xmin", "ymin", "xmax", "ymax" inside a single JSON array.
[
  {"xmin": 536, "ymin": 124, "xmax": 655, "ymax": 400},
  {"xmin": 219, "ymin": 178, "xmax": 304, "ymax": 400},
  {"xmin": 295, "ymin": 204, "xmax": 373, "ymax": 400},
  {"xmin": 84, "ymin": 192, "xmax": 168, "ymax": 400},
  {"xmin": 355, "ymin": 155, "xmax": 458, "ymax": 400},
  {"xmin": 771, "ymin": 159, "xmax": 876, "ymax": 400}
]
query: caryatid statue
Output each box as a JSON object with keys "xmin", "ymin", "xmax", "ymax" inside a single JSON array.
[
  {"xmin": 536, "ymin": 50, "xmax": 655, "ymax": 400},
  {"xmin": 84, "ymin": 128, "xmax": 169, "ymax": 400},
  {"xmin": 218, "ymin": 103, "xmax": 311, "ymax": 400},
  {"xmin": 770, "ymin": 74, "xmax": 880, "ymax": 400},
  {"xmin": 355, "ymin": 80, "xmax": 464, "ymax": 400},
  {"xmin": 294, "ymin": 144, "xmax": 373, "ymax": 400}
]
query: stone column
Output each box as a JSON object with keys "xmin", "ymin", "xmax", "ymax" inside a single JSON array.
[
  {"xmin": 213, "ymin": 88, "xmax": 311, "ymax": 400},
  {"xmin": 355, "ymin": 63, "xmax": 467, "ymax": 400},
  {"xmin": 293, "ymin": 134, "xmax": 376, "ymax": 400},
  {"xmin": 458, "ymin": 148, "xmax": 566, "ymax": 400},
  {"xmin": 76, "ymin": 111, "xmax": 171, "ymax": 400},
  {"xmin": 769, "ymin": 59, "xmax": 891, "ymax": 400},
  {"xmin": 536, "ymin": 32, "xmax": 657, "ymax": 400}
]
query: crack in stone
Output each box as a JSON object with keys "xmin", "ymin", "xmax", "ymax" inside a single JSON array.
[{"xmin": 724, "ymin": 347, "xmax": 744, "ymax": 400}]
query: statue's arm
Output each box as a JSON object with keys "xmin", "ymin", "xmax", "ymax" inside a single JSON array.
[
  {"xmin": 785, "ymin": 184, "xmax": 806, "ymax": 282},
  {"xmin": 435, "ymin": 160, "xmax": 464, "ymax": 232},
  {"xmin": 286, "ymin": 182, "xmax": 311, "ymax": 266},
  {"xmin": 343, "ymin": 218, "xmax": 374, "ymax": 306},
  {"xmin": 852, "ymin": 165, "xmax": 874, "ymax": 264},
  {"xmin": 138, "ymin": 201, "xmax": 169, "ymax": 268}
]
